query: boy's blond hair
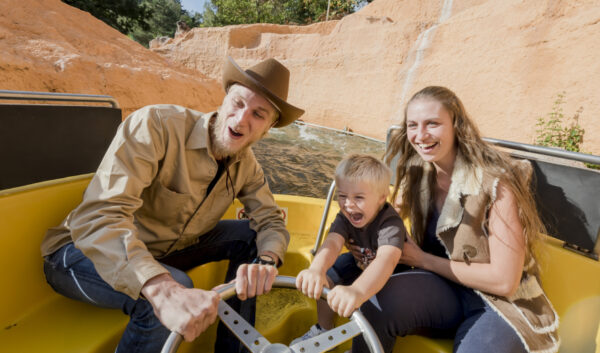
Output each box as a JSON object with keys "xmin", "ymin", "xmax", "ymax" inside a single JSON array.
[{"xmin": 335, "ymin": 154, "xmax": 392, "ymax": 198}]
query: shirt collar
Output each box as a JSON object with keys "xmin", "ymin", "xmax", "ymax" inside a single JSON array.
[
  {"xmin": 185, "ymin": 111, "xmax": 247, "ymax": 164},
  {"xmin": 186, "ymin": 111, "xmax": 215, "ymax": 150}
]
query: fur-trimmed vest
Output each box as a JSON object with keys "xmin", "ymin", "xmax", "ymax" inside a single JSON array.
[{"xmin": 417, "ymin": 154, "xmax": 560, "ymax": 353}]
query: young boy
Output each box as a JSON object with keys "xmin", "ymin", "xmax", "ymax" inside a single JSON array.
[{"xmin": 292, "ymin": 154, "xmax": 406, "ymax": 344}]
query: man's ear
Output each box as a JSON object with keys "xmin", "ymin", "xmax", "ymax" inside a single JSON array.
[{"xmin": 270, "ymin": 112, "xmax": 280, "ymax": 128}]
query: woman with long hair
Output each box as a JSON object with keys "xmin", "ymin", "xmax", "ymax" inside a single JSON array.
[{"xmin": 352, "ymin": 86, "xmax": 559, "ymax": 353}]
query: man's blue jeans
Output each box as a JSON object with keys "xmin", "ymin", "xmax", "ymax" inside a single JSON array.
[{"xmin": 43, "ymin": 220, "xmax": 258, "ymax": 353}]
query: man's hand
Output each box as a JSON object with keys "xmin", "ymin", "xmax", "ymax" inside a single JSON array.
[
  {"xmin": 295, "ymin": 268, "xmax": 329, "ymax": 299},
  {"xmin": 142, "ymin": 273, "xmax": 219, "ymax": 342},
  {"xmin": 234, "ymin": 258, "xmax": 278, "ymax": 301},
  {"xmin": 327, "ymin": 285, "xmax": 364, "ymax": 318}
]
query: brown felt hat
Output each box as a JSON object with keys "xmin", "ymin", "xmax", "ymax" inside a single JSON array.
[{"xmin": 222, "ymin": 56, "xmax": 304, "ymax": 127}]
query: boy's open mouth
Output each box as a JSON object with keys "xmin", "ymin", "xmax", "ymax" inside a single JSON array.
[{"xmin": 349, "ymin": 212, "xmax": 364, "ymax": 224}]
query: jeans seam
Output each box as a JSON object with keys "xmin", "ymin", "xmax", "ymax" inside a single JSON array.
[{"xmin": 69, "ymin": 268, "xmax": 98, "ymax": 304}]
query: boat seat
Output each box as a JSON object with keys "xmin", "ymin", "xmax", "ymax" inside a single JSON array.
[
  {"xmin": 0, "ymin": 176, "xmax": 333, "ymax": 353},
  {"xmin": 0, "ymin": 95, "xmax": 122, "ymax": 190},
  {"xmin": 0, "ymin": 92, "xmax": 125, "ymax": 351},
  {"xmin": 1, "ymin": 179, "xmax": 599, "ymax": 353},
  {"xmin": 1, "ymin": 98, "xmax": 598, "ymax": 352},
  {"xmin": 0, "ymin": 175, "xmax": 128, "ymax": 353}
]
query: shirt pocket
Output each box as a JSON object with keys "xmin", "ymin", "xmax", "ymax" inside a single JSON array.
[
  {"xmin": 137, "ymin": 180, "xmax": 195, "ymax": 231},
  {"xmin": 210, "ymin": 188, "xmax": 236, "ymax": 219}
]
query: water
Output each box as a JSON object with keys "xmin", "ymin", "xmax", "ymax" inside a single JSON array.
[{"xmin": 253, "ymin": 123, "xmax": 385, "ymax": 199}]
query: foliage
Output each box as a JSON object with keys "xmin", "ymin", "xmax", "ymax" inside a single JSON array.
[
  {"xmin": 535, "ymin": 92, "xmax": 598, "ymax": 169},
  {"xmin": 129, "ymin": 0, "xmax": 184, "ymax": 46},
  {"xmin": 202, "ymin": 0, "xmax": 370, "ymax": 27},
  {"xmin": 180, "ymin": 11, "xmax": 203, "ymax": 29},
  {"xmin": 64, "ymin": 0, "xmax": 199, "ymax": 47},
  {"xmin": 65, "ymin": 0, "xmax": 373, "ymax": 47},
  {"xmin": 63, "ymin": 0, "xmax": 151, "ymax": 33}
]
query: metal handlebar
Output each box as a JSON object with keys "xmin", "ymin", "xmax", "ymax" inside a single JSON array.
[
  {"xmin": 160, "ymin": 275, "xmax": 384, "ymax": 353},
  {"xmin": 311, "ymin": 180, "xmax": 337, "ymax": 255}
]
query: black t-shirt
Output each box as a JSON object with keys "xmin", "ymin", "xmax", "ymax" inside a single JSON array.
[
  {"xmin": 422, "ymin": 205, "xmax": 449, "ymax": 259},
  {"xmin": 329, "ymin": 202, "xmax": 406, "ymax": 269}
]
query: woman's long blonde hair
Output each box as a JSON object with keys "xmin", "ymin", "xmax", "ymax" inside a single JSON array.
[{"xmin": 384, "ymin": 86, "xmax": 544, "ymax": 273}]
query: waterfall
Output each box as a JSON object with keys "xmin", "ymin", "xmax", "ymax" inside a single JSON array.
[{"xmin": 393, "ymin": 0, "xmax": 454, "ymax": 124}]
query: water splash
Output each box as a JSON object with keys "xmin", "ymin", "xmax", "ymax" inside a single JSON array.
[
  {"xmin": 297, "ymin": 123, "xmax": 323, "ymax": 143},
  {"xmin": 254, "ymin": 123, "xmax": 385, "ymax": 198},
  {"xmin": 393, "ymin": 0, "xmax": 454, "ymax": 124}
]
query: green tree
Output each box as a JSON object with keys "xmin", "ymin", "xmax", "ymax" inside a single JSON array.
[
  {"xmin": 130, "ymin": 0, "xmax": 183, "ymax": 46},
  {"xmin": 64, "ymin": 0, "xmax": 200, "ymax": 47},
  {"xmin": 180, "ymin": 11, "xmax": 203, "ymax": 29},
  {"xmin": 62, "ymin": 0, "xmax": 150, "ymax": 33},
  {"xmin": 202, "ymin": 0, "xmax": 366, "ymax": 27}
]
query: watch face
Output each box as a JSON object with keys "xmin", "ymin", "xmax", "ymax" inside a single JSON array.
[{"xmin": 258, "ymin": 255, "xmax": 276, "ymax": 265}]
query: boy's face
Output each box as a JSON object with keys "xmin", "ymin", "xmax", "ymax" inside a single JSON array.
[{"xmin": 336, "ymin": 178, "xmax": 387, "ymax": 229}]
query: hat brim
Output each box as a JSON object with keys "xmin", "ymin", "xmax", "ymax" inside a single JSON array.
[{"xmin": 222, "ymin": 57, "xmax": 304, "ymax": 127}]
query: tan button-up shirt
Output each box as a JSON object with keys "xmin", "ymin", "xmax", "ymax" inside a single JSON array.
[{"xmin": 41, "ymin": 104, "xmax": 289, "ymax": 299}]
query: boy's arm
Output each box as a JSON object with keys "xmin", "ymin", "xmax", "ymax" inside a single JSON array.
[
  {"xmin": 296, "ymin": 232, "xmax": 345, "ymax": 299},
  {"xmin": 328, "ymin": 245, "xmax": 402, "ymax": 317},
  {"xmin": 310, "ymin": 232, "xmax": 345, "ymax": 272}
]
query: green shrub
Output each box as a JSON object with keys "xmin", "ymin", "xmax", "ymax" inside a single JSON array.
[{"xmin": 535, "ymin": 92, "xmax": 598, "ymax": 169}]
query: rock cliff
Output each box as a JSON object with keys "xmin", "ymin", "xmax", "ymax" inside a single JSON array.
[
  {"xmin": 154, "ymin": 0, "xmax": 600, "ymax": 154},
  {"xmin": 0, "ymin": 0, "xmax": 222, "ymax": 118},
  {"xmin": 1, "ymin": 0, "xmax": 599, "ymax": 154}
]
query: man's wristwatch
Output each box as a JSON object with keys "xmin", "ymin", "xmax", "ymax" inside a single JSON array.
[{"xmin": 252, "ymin": 254, "xmax": 277, "ymax": 267}]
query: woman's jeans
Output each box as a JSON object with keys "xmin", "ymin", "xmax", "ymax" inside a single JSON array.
[
  {"xmin": 351, "ymin": 269, "xmax": 528, "ymax": 353},
  {"xmin": 43, "ymin": 220, "xmax": 257, "ymax": 353}
]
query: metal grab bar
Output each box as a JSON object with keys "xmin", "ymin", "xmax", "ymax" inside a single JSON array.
[
  {"xmin": 160, "ymin": 276, "xmax": 384, "ymax": 353},
  {"xmin": 0, "ymin": 90, "xmax": 119, "ymax": 108},
  {"xmin": 311, "ymin": 180, "xmax": 336, "ymax": 255},
  {"xmin": 484, "ymin": 137, "xmax": 600, "ymax": 166}
]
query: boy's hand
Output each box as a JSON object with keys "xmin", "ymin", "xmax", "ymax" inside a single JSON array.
[
  {"xmin": 327, "ymin": 285, "xmax": 363, "ymax": 318},
  {"xmin": 295, "ymin": 268, "xmax": 328, "ymax": 299}
]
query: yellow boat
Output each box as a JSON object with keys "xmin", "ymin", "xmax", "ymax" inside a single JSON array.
[{"xmin": 1, "ymin": 91, "xmax": 599, "ymax": 353}]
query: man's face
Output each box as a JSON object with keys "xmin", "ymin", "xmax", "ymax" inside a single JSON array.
[{"xmin": 211, "ymin": 84, "xmax": 278, "ymax": 159}]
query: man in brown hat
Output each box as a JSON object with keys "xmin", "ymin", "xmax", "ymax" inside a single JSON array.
[{"xmin": 40, "ymin": 56, "xmax": 304, "ymax": 353}]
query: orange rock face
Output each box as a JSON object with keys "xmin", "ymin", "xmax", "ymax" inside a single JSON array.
[
  {"xmin": 0, "ymin": 0, "xmax": 222, "ymax": 119},
  {"xmin": 1, "ymin": 0, "xmax": 598, "ymax": 155},
  {"xmin": 154, "ymin": 0, "xmax": 600, "ymax": 155}
]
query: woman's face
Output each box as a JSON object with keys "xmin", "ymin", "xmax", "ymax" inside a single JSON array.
[{"xmin": 406, "ymin": 98, "xmax": 457, "ymax": 171}]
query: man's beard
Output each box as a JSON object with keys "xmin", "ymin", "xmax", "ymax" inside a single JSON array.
[{"xmin": 209, "ymin": 113, "xmax": 249, "ymax": 160}]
